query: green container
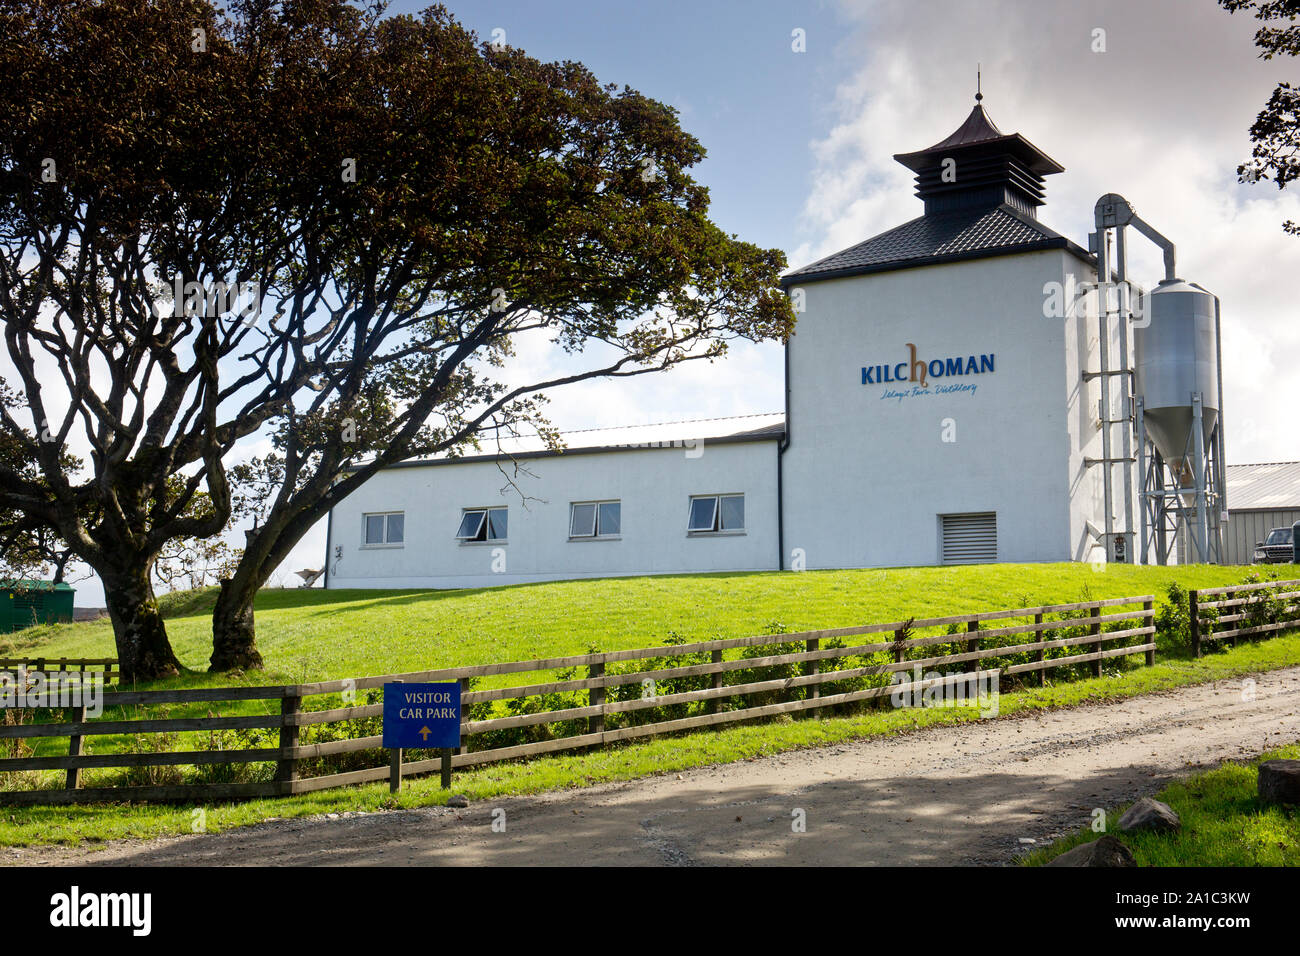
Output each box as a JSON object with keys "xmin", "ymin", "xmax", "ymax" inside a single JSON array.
[{"xmin": 0, "ymin": 580, "xmax": 75, "ymax": 633}]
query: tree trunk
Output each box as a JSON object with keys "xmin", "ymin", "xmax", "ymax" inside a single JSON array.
[
  {"xmin": 210, "ymin": 577, "xmax": 265, "ymax": 672},
  {"xmin": 102, "ymin": 567, "xmax": 180, "ymax": 683}
]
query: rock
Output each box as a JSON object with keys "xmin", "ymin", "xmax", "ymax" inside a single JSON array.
[
  {"xmin": 1258, "ymin": 760, "xmax": 1300, "ymax": 806},
  {"xmin": 447, "ymin": 794, "xmax": 469, "ymax": 808},
  {"xmin": 1044, "ymin": 836, "xmax": 1136, "ymax": 867},
  {"xmin": 1118, "ymin": 797, "xmax": 1180, "ymax": 833}
]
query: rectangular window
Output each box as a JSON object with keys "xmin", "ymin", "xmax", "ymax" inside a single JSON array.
[
  {"xmin": 456, "ymin": 507, "xmax": 508, "ymax": 542},
  {"xmin": 570, "ymin": 502, "xmax": 597, "ymax": 538},
  {"xmin": 688, "ymin": 494, "xmax": 744, "ymax": 533},
  {"xmin": 720, "ymin": 495, "xmax": 744, "ymax": 531},
  {"xmin": 570, "ymin": 500, "xmax": 620, "ymax": 538},
  {"xmin": 598, "ymin": 501, "xmax": 621, "ymax": 536},
  {"xmin": 363, "ymin": 511, "xmax": 404, "ymax": 546},
  {"xmin": 687, "ymin": 496, "xmax": 717, "ymax": 532}
]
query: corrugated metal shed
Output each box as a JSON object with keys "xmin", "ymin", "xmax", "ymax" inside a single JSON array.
[
  {"xmin": 1227, "ymin": 461, "xmax": 1300, "ymax": 510},
  {"xmin": 1205, "ymin": 463, "xmax": 1300, "ymax": 564},
  {"xmin": 0, "ymin": 581, "xmax": 75, "ymax": 633}
]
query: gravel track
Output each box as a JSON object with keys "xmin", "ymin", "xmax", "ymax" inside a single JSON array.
[{"xmin": 10, "ymin": 667, "xmax": 1300, "ymax": 867}]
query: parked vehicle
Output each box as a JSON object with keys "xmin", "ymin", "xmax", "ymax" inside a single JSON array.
[{"xmin": 1254, "ymin": 526, "xmax": 1296, "ymax": 564}]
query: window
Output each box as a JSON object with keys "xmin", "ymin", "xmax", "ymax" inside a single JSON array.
[
  {"xmin": 688, "ymin": 494, "xmax": 744, "ymax": 534},
  {"xmin": 570, "ymin": 500, "xmax": 620, "ymax": 538},
  {"xmin": 363, "ymin": 512, "xmax": 404, "ymax": 546},
  {"xmin": 456, "ymin": 507, "xmax": 507, "ymax": 542}
]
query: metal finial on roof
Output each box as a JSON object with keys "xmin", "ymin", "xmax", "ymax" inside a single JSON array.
[{"xmin": 975, "ymin": 64, "xmax": 982, "ymax": 103}]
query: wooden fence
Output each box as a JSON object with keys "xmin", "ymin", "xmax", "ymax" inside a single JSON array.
[
  {"xmin": 0, "ymin": 594, "xmax": 1159, "ymax": 805},
  {"xmin": 1190, "ymin": 577, "xmax": 1300, "ymax": 657},
  {"xmin": 0, "ymin": 657, "xmax": 118, "ymax": 682}
]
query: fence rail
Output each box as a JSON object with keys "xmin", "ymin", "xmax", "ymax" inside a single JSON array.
[
  {"xmin": 0, "ymin": 594, "xmax": 1163, "ymax": 805},
  {"xmin": 1190, "ymin": 578, "xmax": 1300, "ymax": 656},
  {"xmin": 0, "ymin": 657, "xmax": 117, "ymax": 682}
]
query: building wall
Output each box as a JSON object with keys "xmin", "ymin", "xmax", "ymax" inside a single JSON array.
[
  {"xmin": 1224, "ymin": 509, "xmax": 1300, "ymax": 565},
  {"xmin": 781, "ymin": 248, "xmax": 1107, "ymax": 569},
  {"xmin": 326, "ymin": 440, "xmax": 780, "ymax": 590}
]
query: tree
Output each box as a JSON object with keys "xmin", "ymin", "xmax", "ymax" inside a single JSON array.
[
  {"xmin": 1222, "ymin": 0, "xmax": 1300, "ymax": 231},
  {"xmin": 0, "ymin": 0, "xmax": 793, "ymax": 679},
  {"xmin": 190, "ymin": 4, "xmax": 794, "ymax": 671},
  {"xmin": 0, "ymin": 0, "xmax": 299, "ymax": 679},
  {"xmin": 0, "ymin": 431, "xmax": 82, "ymax": 585}
]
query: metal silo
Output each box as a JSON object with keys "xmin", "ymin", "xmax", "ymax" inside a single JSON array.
[
  {"xmin": 1134, "ymin": 279, "xmax": 1220, "ymax": 468},
  {"xmin": 1134, "ymin": 279, "xmax": 1226, "ymax": 564}
]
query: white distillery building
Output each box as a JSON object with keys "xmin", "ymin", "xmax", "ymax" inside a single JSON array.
[{"xmin": 325, "ymin": 98, "xmax": 1139, "ymax": 590}]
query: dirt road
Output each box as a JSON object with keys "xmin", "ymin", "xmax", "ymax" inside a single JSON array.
[{"xmin": 13, "ymin": 667, "xmax": 1300, "ymax": 866}]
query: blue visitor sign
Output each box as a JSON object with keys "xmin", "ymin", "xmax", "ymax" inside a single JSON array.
[{"xmin": 382, "ymin": 681, "xmax": 461, "ymax": 749}]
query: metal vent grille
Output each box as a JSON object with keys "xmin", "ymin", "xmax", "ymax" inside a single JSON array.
[{"xmin": 940, "ymin": 512, "xmax": 998, "ymax": 564}]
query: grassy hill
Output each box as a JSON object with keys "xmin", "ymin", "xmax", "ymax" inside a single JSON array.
[{"xmin": 2, "ymin": 563, "xmax": 1288, "ymax": 685}]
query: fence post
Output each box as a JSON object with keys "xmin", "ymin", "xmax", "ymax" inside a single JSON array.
[
  {"xmin": 806, "ymin": 638, "xmax": 820, "ymax": 711},
  {"xmin": 964, "ymin": 620, "xmax": 979, "ymax": 674},
  {"xmin": 388, "ymin": 679, "xmax": 402, "ymax": 794},
  {"xmin": 588, "ymin": 659, "xmax": 605, "ymax": 736},
  {"xmin": 886, "ymin": 628, "xmax": 907, "ymax": 710},
  {"xmin": 459, "ymin": 676, "xmax": 471, "ymax": 754},
  {"xmin": 1089, "ymin": 605, "xmax": 1102, "ymax": 677},
  {"xmin": 66, "ymin": 704, "xmax": 86, "ymax": 791},
  {"xmin": 1190, "ymin": 589, "xmax": 1201, "ymax": 659},
  {"xmin": 708, "ymin": 649, "xmax": 723, "ymax": 715},
  {"xmin": 1034, "ymin": 613, "xmax": 1045, "ymax": 687},
  {"xmin": 390, "ymin": 746, "xmax": 403, "ymax": 793},
  {"xmin": 1144, "ymin": 599, "xmax": 1156, "ymax": 667},
  {"xmin": 277, "ymin": 693, "xmax": 301, "ymax": 792},
  {"xmin": 1233, "ymin": 591, "xmax": 1244, "ymax": 649}
]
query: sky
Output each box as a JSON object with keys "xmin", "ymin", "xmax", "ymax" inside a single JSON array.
[{"xmin": 35, "ymin": 0, "xmax": 1300, "ymax": 605}]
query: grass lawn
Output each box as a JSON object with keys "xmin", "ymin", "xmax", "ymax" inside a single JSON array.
[
  {"xmin": 1022, "ymin": 743, "xmax": 1300, "ymax": 866},
  {"xmin": 1, "ymin": 562, "xmax": 1288, "ymax": 687},
  {"xmin": 1, "ymin": 562, "xmax": 1298, "ymax": 848}
]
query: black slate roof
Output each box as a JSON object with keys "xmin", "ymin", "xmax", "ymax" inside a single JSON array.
[
  {"xmin": 781, "ymin": 202, "xmax": 1092, "ymax": 287},
  {"xmin": 893, "ymin": 104, "xmax": 1064, "ymax": 176}
]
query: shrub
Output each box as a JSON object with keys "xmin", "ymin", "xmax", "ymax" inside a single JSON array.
[
  {"xmin": 605, "ymin": 635, "xmax": 712, "ymax": 730},
  {"xmin": 294, "ymin": 690, "xmax": 385, "ymax": 777},
  {"xmin": 192, "ymin": 712, "xmax": 276, "ymax": 785},
  {"xmin": 814, "ymin": 636, "xmax": 894, "ymax": 713},
  {"xmin": 0, "ymin": 706, "xmax": 55, "ymax": 792},
  {"xmin": 116, "ymin": 706, "xmax": 184, "ymax": 787},
  {"xmin": 1238, "ymin": 572, "xmax": 1290, "ymax": 635}
]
